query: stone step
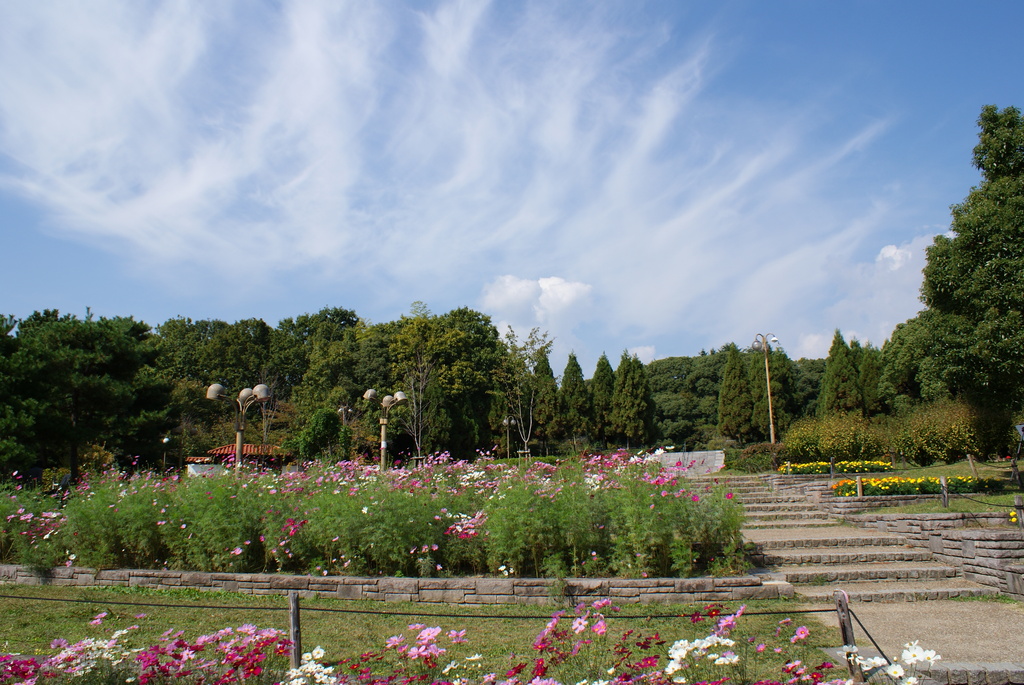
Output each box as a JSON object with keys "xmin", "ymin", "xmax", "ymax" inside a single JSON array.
[
  {"xmin": 762, "ymin": 546, "xmax": 934, "ymax": 566},
  {"xmin": 734, "ymin": 495, "xmax": 809, "ymax": 504},
  {"xmin": 752, "ymin": 534, "xmax": 908, "ymax": 549},
  {"xmin": 776, "ymin": 561, "xmax": 960, "ymax": 583},
  {"xmin": 745, "ymin": 510, "xmax": 833, "ymax": 521},
  {"xmin": 742, "ymin": 519, "xmax": 842, "ymax": 529},
  {"xmin": 742, "ymin": 503, "xmax": 820, "ymax": 513},
  {"xmin": 794, "ymin": 579, "xmax": 998, "ymax": 603}
]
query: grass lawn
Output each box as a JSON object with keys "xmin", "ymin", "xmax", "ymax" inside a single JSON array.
[{"xmin": 0, "ymin": 584, "xmax": 842, "ymax": 674}]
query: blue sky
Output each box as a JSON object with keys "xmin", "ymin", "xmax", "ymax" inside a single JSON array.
[{"xmin": 2, "ymin": 1, "xmax": 1022, "ymax": 374}]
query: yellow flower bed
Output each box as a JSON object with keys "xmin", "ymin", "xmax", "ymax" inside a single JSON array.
[
  {"xmin": 777, "ymin": 460, "xmax": 893, "ymax": 475},
  {"xmin": 831, "ymin": 475, "xmax": 1001, "ymax": 497}
]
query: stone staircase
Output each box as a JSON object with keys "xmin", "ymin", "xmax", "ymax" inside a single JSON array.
[{"xmin": 715, "ymin": 475, "xmax": 999, "ymax": 602}]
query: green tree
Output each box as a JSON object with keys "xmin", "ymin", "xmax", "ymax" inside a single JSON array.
[
  {"xmin": 0, "ymin": 315, "xmax": 37, "ymax": 472},
  {"xmin": 749, "ymin": 346, "xmax": 795, "ymax": 443},
  {"xmin": 717, "ymin": 344, "xmax": 754, "ymax": 443},
  {"xmin": 494, "ymin": 328, "xmax": 553, "ymax": 456},
  {"xmin": 289, "ymin": 407, "xmax": 343, "ymax": 459},
  {"xmin": 532, "ymin": 350, "xmax": 561, "ymax": 452},
  {"xmin": 590, "ymin": 354, "xmax": 615, "ymax": 446},
  {"xmin": 818, "ymin": 330, "xmax": 862, "ymax": 416},
  {"xmin": 14, "ymin": 310, "xmax": 171, "ymax": 480},
  {"xmin": 858, "ymin": 345, "xmax": 885, "ymax": 417},
  {"xmin": 791, "ymin": 357, "xmax": 825, "ymax": 418},
  {"xmin": 908, "ymin": 104, "xmax": 1024, "ymax": 416},
  {"xmin": 610, "ymin": 351, "xmax": 654, "ymax": 447},
  {"xmin": 559, "ymin": 352, "xmax": 593, "ymax": 450}
]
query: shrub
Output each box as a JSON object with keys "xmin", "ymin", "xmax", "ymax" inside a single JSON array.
[
  {"xmin": 729, "ymin": 443, "xmax": 784, "ymax": 472},
  {"xmin": 892, "ymin": 401, "xmax": 981, "ymax": 465},
  {"xmin": 781, "ymin": 414, "xmax": 887, "ymax": 463}
]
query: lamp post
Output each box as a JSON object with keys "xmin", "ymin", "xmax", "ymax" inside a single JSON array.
[
  {"xmin": 751, "ymin": 333, "xmax": 780, "ymax": 444},
  {"xmin": 206, "ymin": 383, "xmax": 272, "ymax": 476},
  {"xmin": 502, "ymin": 417, "xmax": 517, "ymax": 459},
  {"xmin": 363, "ymin": 389, "xmax": 407, "ymax": 469}
]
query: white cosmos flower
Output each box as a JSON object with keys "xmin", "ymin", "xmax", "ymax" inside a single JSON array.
[
  {"xmin": 883, "ymin": 663, "xmax": 905, "ymax": 679},
  {"xmin": 901, "ymin": 641, "xmax": 924, "ymax": 664}
]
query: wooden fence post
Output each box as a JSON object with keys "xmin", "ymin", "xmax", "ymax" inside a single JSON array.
[
  {"xmin": 834, "ymin": 591, "xmax": 864, "ymax": 683},
  {"xmin": 967, "ymin": 454, "xmax": 979, "ymax": 479},
  {"xmin": 856, "ymin": 476, "xmax": 863, "ymax": 498},
  {"xmin": 940, "ymin": 476, "xmax": 948, "ymax": 508},
  {"xmin": 289, "ymin": 591, "xmax": 302, "ymax": 669},
  {"xmin": 1015, "ymin": 495, "xmax": 1024, "ymax": 532}
]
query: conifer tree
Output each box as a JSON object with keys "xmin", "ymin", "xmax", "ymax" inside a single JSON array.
[
  {"xmin": 748, "ymin": 345, "xmax": 794, "ymax": 443},
  {"xmin": 610, "ymin": 351, "xmax": 654, "ymax": 447},
  {"xmin": 818, "ymin": 330, "xmax": 863, "ymax": 416},
  {"xmin": 858, "ymin": 345, "xmax": 885, "ymax": 416},
  {"xmin": 590, "ymin": 353, "xmax": 615, "ymax": 446},
  {"xmin": 532, "ymin": 350, "xmax": 561, "ymax": 452},
  {"xmin": 717, "ymin": 343, "xmax": 754, "ymax": 442},
  {"xmin": 559, "ymin": 352, "xmax": 593, "ymax": 449}
]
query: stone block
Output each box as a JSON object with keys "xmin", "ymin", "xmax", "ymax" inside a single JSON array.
[
  {"xmin": 471, "ymin": 593, "xmax": 517, "ymax": 604},
  {"xmin": 96, "ymin": 569, "xmax": 130, "ymax": 582},
  {"xmin": 419, "ymin": 589, "xmax": 467, "ymax": 603},
  {"xmin": 676, "ymin": 577, "xmax": 714, "ymax": 592},
  {"xmin": 270, "ymin": 576, "xmax": 309, "ymax": 590},
  {"xmin": 984, "ymin": 664, "xmax": 1022, "ymax": 685},
  {"xmin": 180, "ymin": 572, "xmax": 212, "ymax": 587},
  {"xmin": 337, "ymin": 584, "xmax": 364, "ymax": 600},
  {"xmin": 474, "ymin": 579, "xmax": 512, "ymax": 595},
  {"xmin": 565, "ymin": 578, "xmax": 606, "ymax": 591},
  {"xmin": 714, "ymin": 576, "xmax": 758, "ymax": 588}
]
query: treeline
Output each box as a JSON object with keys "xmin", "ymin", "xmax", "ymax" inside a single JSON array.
[{"xmin": 0, "ymin": 304, "xmax": 680, "ymax": 476}]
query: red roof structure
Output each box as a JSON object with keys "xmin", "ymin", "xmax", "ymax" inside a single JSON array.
[{"xmin": 186, "ymin": 444, "xmax": 292, "ymax": 465}]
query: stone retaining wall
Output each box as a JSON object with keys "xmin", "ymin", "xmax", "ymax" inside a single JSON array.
[
  {"xmin": 843, "ymin": 513, "xmax": 1024, "ymax": 600},
  {"xmin": 827, "ymin": 493, "xmax": 949, "ymax": 516},
  {"xmin": 0, "ymin": 565, "xmax": 792, "ymax": 605},
  {"xmin": 926, "ymin": 530, "xmax": 1024, "ymax": 599},
  {"xmin": 845, "ymin": 512, "xmax": 1014, "ymax": 544}
]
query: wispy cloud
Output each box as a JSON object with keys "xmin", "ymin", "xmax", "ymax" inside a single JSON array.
[{"xmin": 0, "ymin": 1, "xmax": 946, "ymax": 366}]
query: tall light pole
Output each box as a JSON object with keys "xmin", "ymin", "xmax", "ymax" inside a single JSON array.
[
  {"xmin": 751, "ymin": 333, "xmax": 780, "ymax": 444},
  {"xmin": 206, "ymin": 383, "xmax": 272, "ymax": 476},
  {"xmin": 363, "ymin": 389, "xmax": 407, "ymax": 469},
  {"xmin": 502, "ymin": 417, "xmax": 517, "ymax": 459}
]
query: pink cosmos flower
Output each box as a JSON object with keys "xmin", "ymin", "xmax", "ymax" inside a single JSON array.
[
  {"xmin": 89, "ymin": 612, "xmax": 108, "ymax": 625},
  {"xmin": 791, "ymin": 626, "xmax": 810, "ymax": 643}
]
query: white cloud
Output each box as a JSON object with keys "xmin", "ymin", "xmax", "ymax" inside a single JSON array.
[
  {"xmin": 480, "ymin": 274, "xmax": 594, "ymax": 367},
  {"xmin": 630, "ymin": 346, "xmax": 657, "ymax": 364},
  {"xmin": 0, "ymin": 1, "xmax": 959, "ymax": 370}
]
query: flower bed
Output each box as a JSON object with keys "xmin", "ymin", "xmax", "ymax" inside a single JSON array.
[
  {"xmin": 2, "ymin": 451, "xmax": 744, "ymax": 579},
  {"xmin": 777, "ymin": 460, "xmax": 893, "ymax": 475},
  {"xmin": 1, "ymin": 600, "xmax": 870, "ymax": 685},
  {"xmin": 830, "ymin": 475, "xmax": 1002, "ymax": 497}
]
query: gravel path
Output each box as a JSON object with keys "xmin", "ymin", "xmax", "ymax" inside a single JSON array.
[{"xmin": 809, "ymin": 599, "xmax": 1024, "ymax": 663}]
